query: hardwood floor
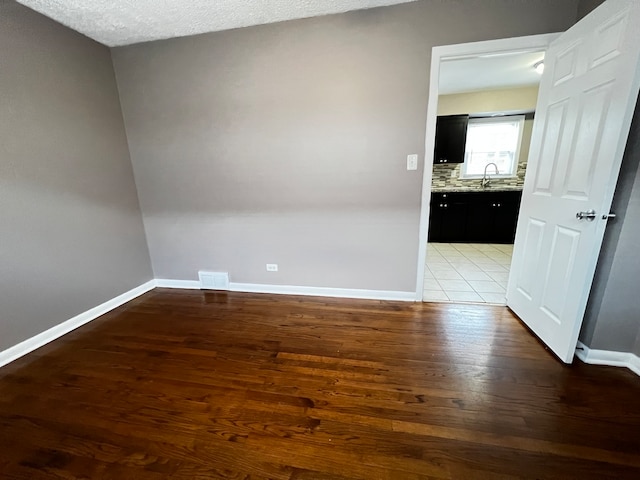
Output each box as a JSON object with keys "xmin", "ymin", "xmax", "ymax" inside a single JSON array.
[{"xmin": 0, "ymin": 289, "xmax": 639, "ymax": 479}]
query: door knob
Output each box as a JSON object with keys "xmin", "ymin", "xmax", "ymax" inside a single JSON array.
[{"xmin": 576, "ymin": 209, "xmax": 597, "ymax": 221}]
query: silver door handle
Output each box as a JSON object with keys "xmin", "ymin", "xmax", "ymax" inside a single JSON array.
[
  {"xmin": 602, "ymin": 213, "xmax": 616, "ymax": 220},
  {"xmin": 576, "ymin": 209, "xmax": 596, "ymax": 221}
]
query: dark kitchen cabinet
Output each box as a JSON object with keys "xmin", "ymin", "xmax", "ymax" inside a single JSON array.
[
  {"xmin": 434, "ymin": 115, "xmax": 469, "ymax": 164},
  {"xmin": 490, "ymin": 196, "xmax": 521, "ymax": 243},
  {"xmin": 466, "ymin": 191, "xmax": 522, "ymax": 243},
  {"xmin": 428, "ymin": 193, "xmax": 468, "ymax": 242},
  {"xmin": 428, "ymin": 191, "xmax": 522, "ymax": 243}
]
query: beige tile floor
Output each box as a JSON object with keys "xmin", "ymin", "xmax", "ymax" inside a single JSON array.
[{"xmin": 423, "ymin": 243, "xmax": 513, "ymax": 305}]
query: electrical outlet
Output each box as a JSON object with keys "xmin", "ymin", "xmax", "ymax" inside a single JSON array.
[
  {"xmin": 266, "ymin": 264, "xmax": 278, "ymax": 272},
  {"xmin": 407, "ymin": 154, "xmax": 418, "ymax": 171}
]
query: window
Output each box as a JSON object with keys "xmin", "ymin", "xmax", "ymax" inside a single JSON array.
[{"xmin": 460, "ymin": 115, "xmax": 525, "ymax": 178}]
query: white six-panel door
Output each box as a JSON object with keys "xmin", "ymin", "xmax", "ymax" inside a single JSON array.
[{"xmin": 507, "ymin": 0, "xmax": 640, "ymax": 363}]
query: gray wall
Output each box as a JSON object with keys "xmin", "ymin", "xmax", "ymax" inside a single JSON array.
[
  {"xmin": 577, "ymin": 0, "xmax": 606, "ymax": 20},
  {"xmin": 0, "ymin": 1, "xmax": 153, "ymax": 351},
  {"xmin": 581, "ymin": 96, "xmax": 640, "ymax": 356},
  {"xmin": 112, "ymin": 0, "xmax": 578, "ymax": 292}
]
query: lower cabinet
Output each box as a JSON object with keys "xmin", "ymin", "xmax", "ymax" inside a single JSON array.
[
  {"xmin": 428, "ymin": 193, "xmax": 465, "ymax": 243},
  {"xmin": 428, "ymin": 191, "xmax": 522, "ymax": 244}
]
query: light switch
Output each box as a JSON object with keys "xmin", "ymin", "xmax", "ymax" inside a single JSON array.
[{"xmin": 407, "ymin": 154, "xmax": 418, "ymax": 171}]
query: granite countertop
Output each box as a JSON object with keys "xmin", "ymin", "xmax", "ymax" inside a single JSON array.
[{"xmin": 431, "ymin": 186, "xmax": 523, "ymax": 193}]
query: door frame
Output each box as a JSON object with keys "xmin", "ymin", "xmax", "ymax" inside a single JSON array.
[{"xmin": 415, "ymin": 33, "xmax": 561, "ymax": 301}]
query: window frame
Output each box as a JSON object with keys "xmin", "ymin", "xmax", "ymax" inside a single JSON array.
[{"xmin": 459, "ymin": 114, "xmax": 525, "ymax": 179}]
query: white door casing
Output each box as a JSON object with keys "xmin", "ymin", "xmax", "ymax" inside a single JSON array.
[{"xmin": 507, "ymin": 0, "xmax": 640, "ymax": 363}]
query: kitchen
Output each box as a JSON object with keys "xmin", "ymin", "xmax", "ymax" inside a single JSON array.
[{"xmin": 424, "ymin": 51, "xmax": 543, "ymax": 304}]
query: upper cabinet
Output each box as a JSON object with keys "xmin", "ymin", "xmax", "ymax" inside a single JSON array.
[{"xmin": 433, "ymin": 114, "xmax": 468, "ymax": 164}]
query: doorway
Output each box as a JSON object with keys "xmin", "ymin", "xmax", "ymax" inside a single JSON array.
[
  {"xmin": 415, "ymin": 34, "xmax": 559, "ymax": 303},
  {"xmin": 424, "ymin": 52, "xmax": 542, "ymax": 304}
]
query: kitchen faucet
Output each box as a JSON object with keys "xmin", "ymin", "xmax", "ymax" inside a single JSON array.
[{"xmin": 481, "ymin": 162, "xmax": 500, "ymax": 189}]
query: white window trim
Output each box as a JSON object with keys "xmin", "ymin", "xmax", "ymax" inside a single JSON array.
[{"xmin": 459, "ymin": 115, "xmax": 525, "ymax": 179}]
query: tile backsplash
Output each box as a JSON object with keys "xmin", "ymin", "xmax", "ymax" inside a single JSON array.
[{"xmin": 431, "ymin": 162, "xmax": 526, "ymax": 191}]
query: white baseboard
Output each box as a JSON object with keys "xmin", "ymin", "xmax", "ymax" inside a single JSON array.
[
  {"xmin": 576, "ymin": 341, "xmax": 640, "ymax": 376},
  {"xmin": 630, "ymin": 354, "xmax": 640, "ymax": 377},
  {"xmin": 154, "ymin": 278, "xmax": 415, "ymax": 301},
  {"xmin": 154, "ymin": 278, "xmax": 201, "ymax": 289},
  {"xmin": 0, "ymin": 280, "xmax": 156, "ymax": 369},
  {"xmin": 228, "ymin": 282, "xmax": 416, "ymax": 301}
]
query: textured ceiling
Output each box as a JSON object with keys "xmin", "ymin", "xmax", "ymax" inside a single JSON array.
[{"xmin": 17, "ymin": 0, "xmax": 420, "ymax": 47}]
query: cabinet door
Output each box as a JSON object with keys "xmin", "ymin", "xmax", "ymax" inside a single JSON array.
[
  {"xmin": 434, "ymin": 115, "xmax": 469, "ymax": 164},
  {"xmin": 428, "ymin": 195, "xmax": 443, "ymax": 242},
  {"xmin": 439, "ymin": 196, "xmax": 468, "ymax": 242},
  {"xmin": 491, "ymin": 192, "xmax": 522, "ymax": 243},
  {"xmin": 429, "ymin": 193, "xmax": 466, "ymax": 242},
  {"xmin": 466, "ymin": 194, "xmax": 493, "ymax": 243}
]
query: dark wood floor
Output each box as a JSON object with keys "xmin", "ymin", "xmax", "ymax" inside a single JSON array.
[{"xmin": 0, "ymin": 289, "xmax": 639, "ymax": 479}]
